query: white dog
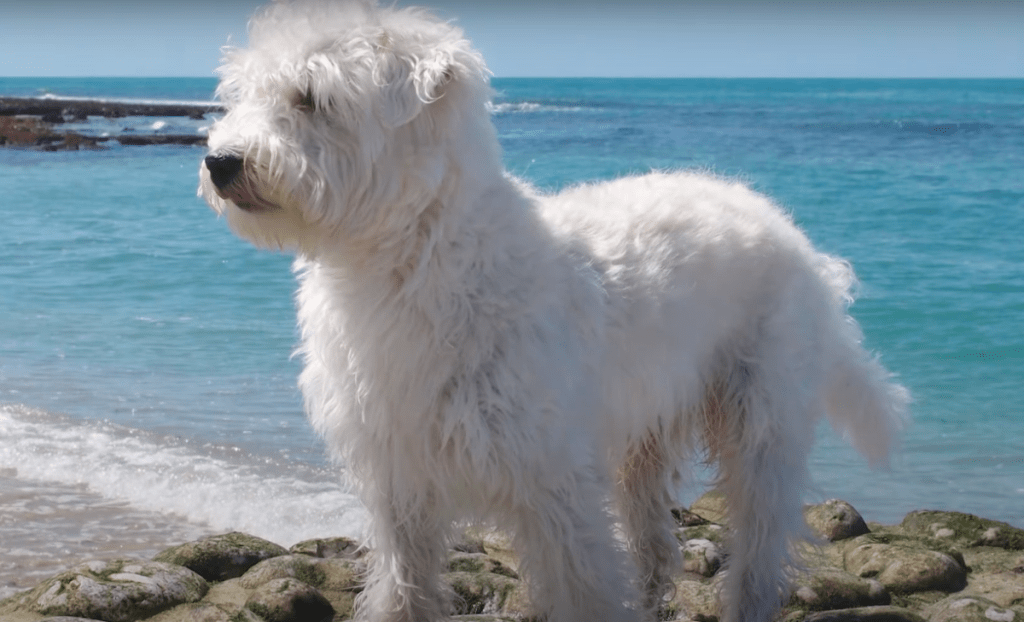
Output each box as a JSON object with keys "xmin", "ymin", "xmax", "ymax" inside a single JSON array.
[{"xmin": 199, "ymin": 2, "xmax": 909, "ymax": 621}]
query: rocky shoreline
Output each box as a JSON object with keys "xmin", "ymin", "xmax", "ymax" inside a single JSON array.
[
  {"xmin": 0, "ymin": 96, "xmax": 220, "ymax": 150},
  {"xmin": 1, "ymin": 494, "xmax": 1021, "ymax": 622}
]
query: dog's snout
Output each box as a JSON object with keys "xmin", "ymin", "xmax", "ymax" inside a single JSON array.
[{"xmin": 205, "ymin": 154, "xmax": 244, "ymax": 190}]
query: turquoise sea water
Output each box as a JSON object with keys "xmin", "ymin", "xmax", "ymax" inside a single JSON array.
[{"xmin": 1, "ymin": 77, "xmax": 1022, "ymax": 592}]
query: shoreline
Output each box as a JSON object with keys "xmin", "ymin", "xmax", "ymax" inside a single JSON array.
[{"xmin": 2, "ymin": 496, "xmax": 1021, "ymax": 622}]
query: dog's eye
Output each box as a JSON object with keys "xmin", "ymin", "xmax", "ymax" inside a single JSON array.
[{"xmin": 296, "ymin": 89, "xmax": 316, "ymax": 112}]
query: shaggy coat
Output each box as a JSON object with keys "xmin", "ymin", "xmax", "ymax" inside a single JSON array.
[{"xmin": 200, "ymin": 2, "xmax": 909, "ymax": 621}]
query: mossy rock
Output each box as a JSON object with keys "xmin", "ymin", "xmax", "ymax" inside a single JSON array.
[
  {"xmin": 926, "ymin": 594, "xmax": 1021, "ymax": 622},
  {"xmin": 900, "ymin": 511, "xmax": 1024, "ymax": 550},
  {"xmin": 445, "ymin": 571, "xmax": 530, "ymax": 617},
  {"xmin": 790, "ymin": 568, "xmax": 890, "ymax": 611},
  {"xmin": 154, "ymin": 532, "xmax": 288, "ymax": 582},
  {"xmin": 845, "ymin": 542, "xmax": 967, "ymax": 594},
  {"xmin": 448, "ymin": 552, "xmax": 519, "ymax": 579},
  {"xmin": 12, "ymin": 559, "xmax": 208, "ymax": 622},
  {"xmin": 288, "ymin": 537, "xmax": 363, "ymax": 559}
]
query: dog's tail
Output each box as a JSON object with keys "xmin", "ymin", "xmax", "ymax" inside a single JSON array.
[{"xmin": 818, "ymin": 257, "xmax": 910, "ymax": 468}]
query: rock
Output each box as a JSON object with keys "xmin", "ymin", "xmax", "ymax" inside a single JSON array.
[
  {"xmin": 668, "ymin": 578, "xmax": 719, "ymax": 621},
  {"xmin": 901, "ymin": 511, "xmax": 1024, "ymax": 550},
  {"xmin": 448, "ymin": 552, "xmax": 519, "ymax": 579},
  {"xmin": 927, "ymin": 595, "xmax": 1020, "ymax": 622},
  {"xmin": 154, "ymin": 532, "xmax": 288, "ymax": 582},
  {"xmin": 244, "ymin": 577, "xmax": 334, "ymax": 622},
  {"xmin": 239, "ymin": 554, "xmax": 362, "ymax": 593},
  {"xmin": 146, "ymin": 601, "xmax": 262, "ymax": 622},
  {"xmin": 39, "ymin": 618, "xmax": 111, "ymax": 622},
  {"xmin": 790, "ymin": 568, "xmax": 890, "ymax": 611},
  {"xmin": 690, "ymin": 489, "xmax": 729, "ymax": 524},
  {"xmin": 680, "ymin": 522, "xmax": 727, "ymax": 544},
  {"xmin": 16, "ymin": 558, "xmax": 207, "ymax": 622},
  {"xmin": 289, "ymin": 536, "xmax": 363, "ymax": 559},
  {"xmin": 682, "ymin": 538, "xmax": 724, "ymax": 577},
  {"xmin": 672, "ymin": 507, "xmax": 710, "ymax": 527},
  {"xmin": 806, "ymin": 499, "xmax": 871, "ymax": 542},
  {"xmin": 445, "ymin": 571, "xmax": 530, "ymax": 617},
  {"xmin": 451, "ymin": 532, "xmax": 489, "ymax": 555},
  {"xmin": 803, "ymin": 605, "xmax": 927, "ymax": 622},
  {"xmin": 845, "ymin": 541, "xmax": 968, "ymax": 594}
]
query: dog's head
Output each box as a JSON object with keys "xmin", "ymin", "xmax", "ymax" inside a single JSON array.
[{"xmin": 199, "ymin": 0, "xmax": 495, "ymax": 254}]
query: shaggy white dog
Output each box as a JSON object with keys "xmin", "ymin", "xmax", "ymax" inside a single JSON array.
[{"xmin": 199, "ymin": 2, "xmax": 909, "ymax": 621}]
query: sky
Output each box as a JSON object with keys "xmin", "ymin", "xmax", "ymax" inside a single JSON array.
[{"xmin": 0, "ymin": 0, "xmax": 1022, "ymax": 78}]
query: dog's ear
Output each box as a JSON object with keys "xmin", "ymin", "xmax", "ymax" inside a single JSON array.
[{"xmin": 374, "ymin": 35, "xmax": 456, "ymax": 128}]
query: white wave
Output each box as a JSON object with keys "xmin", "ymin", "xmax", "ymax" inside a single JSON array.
[
  {"xmin": 35, "ymin": 93, "xmax": 219, "ymax": 108},
  {"xmin": 0, "ymin": 405, "xmax": 368, "ymax": 547},
  {"xmin": 487, "ymin": 101, "xmax": 584, "ymax": 114},
  {"xmin": 150, "ymin": 121, "xmax": 168, "ymax": 131}
]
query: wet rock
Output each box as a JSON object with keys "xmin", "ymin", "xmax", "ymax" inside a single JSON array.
[
  {"xmin": 806, "ymin": 499, "xmax": 870, "ymax": 542},
  {"xmin": 845, "ymin": 541, "xmax": 967, "ymax": 594},
  {"xmin": 18, "ymin": 558, "xmax": 207, "ymax": 622},
  {"xmin": 927, "ymin": 595, "xmax": 1020, "ymax": 622},
  {"xmin": 790, "ymin": 567, "xmax": 890, "ymax": 611},
  {"xmin": 690, "ymin": 489, "xmax": 729, "ymax": 524},
  {"xmin": 682, "ymin": 538, "xmax": 724, "ymax": 577},
  {"xmin": 289, "ymin": 536, "xmax": 363, "ymax": 559},
  {"xmin": 154, "ymin": 532, "xmax": 288, "ymax": 582},
  {"xmin": 244, "ymin": 577, "xmax": 334, "ymax": 622},
  {"xmin": 445, "ymin": 571, "xmax": 530, "ymax": 617},
  {"xmin": 901, "ymin": 511, "xmax": 1024, "ymax": 550},
  {"xmin": 803, "ymin": 605, "xmax": 927, "ymax": 622}
]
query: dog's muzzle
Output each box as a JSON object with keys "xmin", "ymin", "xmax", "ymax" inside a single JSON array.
[{"xmin": 204, "ymin": 153, "xmax": 277, "ymax": 213}]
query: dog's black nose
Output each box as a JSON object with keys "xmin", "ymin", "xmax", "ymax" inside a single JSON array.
[{"xmin": 205, "ymin": 154, "xmax": 244, "ymax": 189}]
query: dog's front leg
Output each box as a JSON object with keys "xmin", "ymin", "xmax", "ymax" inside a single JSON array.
[{"xmin": 356, "ymin": 487, "xmax": 451, "ymax": 622}]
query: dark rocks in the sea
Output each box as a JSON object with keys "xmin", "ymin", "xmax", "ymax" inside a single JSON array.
[
  {"xmin": 806, "ymin": 498, "xmax": 871, "ymax": 542},
  {"xmin": 0, "ymin": 96, "xmax": 222, "ymax": 120},
  {"xmin": 153, "ymin": 532, "xmax": 289, "ymax": 582},
  {"xmin": 4, "ymin": 500, "xmax": 1024, "ymax": 622},
  {"xmin": 13, "ymin": 558, "xmax": 207, "ymax": 622},
  {"xmin": 1, "ymin": 96, "xmax": 212, "ymax": 150},
  {"xmin": 116, "ymin": 135, "xmax": 207, "ymax": 146}
]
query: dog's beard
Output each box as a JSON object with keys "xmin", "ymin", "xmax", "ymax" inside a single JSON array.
[{"xmin": 214, "ymin": 174, "xmax": 280, "ymax": 214}]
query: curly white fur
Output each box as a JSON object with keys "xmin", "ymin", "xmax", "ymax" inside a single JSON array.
[{"xmin": 199, "ymin": 2, "xmax": 910, "ymax": 621}]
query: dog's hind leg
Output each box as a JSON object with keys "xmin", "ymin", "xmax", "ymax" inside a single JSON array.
[
  {"xmin": 356, "ymin": 488, "xmax": 451, "ymax": 622},
  {"xmin": 616, "ymin": 433, "xmax": 681, "ymax": 619},
  {"xmin": 713, "ymin": 361, "xmax": 815, "ymax": 622},
  {"xmin": 507, "ymin": 470, "xmax": 639, "ymax": 622}
]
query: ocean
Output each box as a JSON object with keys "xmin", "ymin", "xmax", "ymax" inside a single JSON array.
[{"xmin": 1, "ymin": 77, "xmax": 1022, "ymax": 597}]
